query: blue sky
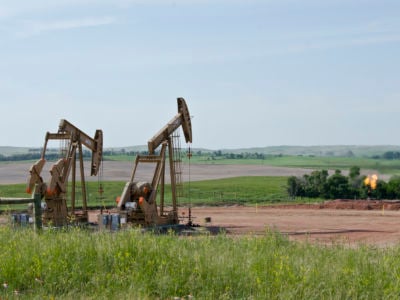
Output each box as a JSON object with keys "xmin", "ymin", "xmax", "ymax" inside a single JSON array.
[{"xmin": 0, "ymin": 0, "xmax": 399, "ymax": 149}]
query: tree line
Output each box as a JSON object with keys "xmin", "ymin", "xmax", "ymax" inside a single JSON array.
[
  {"xmin": 379, "ymin": 151, "xmax": 400, "ymax": 160},
  {"xmin": 0, "ymin": 151, "xmax": 92, "ymax": 162},
  {"xmin": 3, "ymin": 149, "xmax": 400, "ymax": 162},
  {"xmin": 200, "ymin": 150, "xmax": 266, "ymax": 160},
  {"xmin": 287, "ymin": 166, "xmax": 400, "ymax": 200},
  {"xmin": 0, "ymin": 153, "xmax": 59, "ymax": 162}
]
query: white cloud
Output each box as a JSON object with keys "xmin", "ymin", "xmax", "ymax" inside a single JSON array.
[
  {"xmin": 261, "ymin": 17, "xmax": 400, "ymax": 55},
  {"xmin": 15, "ymin": 16, "xmax": 117, "ymax": 37}
]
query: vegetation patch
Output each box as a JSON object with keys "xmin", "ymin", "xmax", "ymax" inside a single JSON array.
[
  {"xmin": 1, "ymin": 228, "xmax": 400, "ymax": 299},
  {"xmin": 0, "ymin": 177, "xmax": 290, "ymax": 211},
  {"xmin": 288, "ymin": 166, "xmax": 400, "ymax": 200}
]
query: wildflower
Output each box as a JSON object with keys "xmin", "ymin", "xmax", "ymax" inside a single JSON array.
[
  {"xmin": 35, "ymin": 277, "xmax": 44, "ymax": 284},
  {"xmin": 3, "ymin": 282, "xmax": 8, "ymax": 289}
]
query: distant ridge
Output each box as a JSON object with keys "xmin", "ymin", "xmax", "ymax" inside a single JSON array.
[
  {"xmin": 1, "ymin": 145, "xmax": 400, "ymax": 157},
  {"xmin": 217, "ymin": 145, "xmax": 400, "ymax": 157}
]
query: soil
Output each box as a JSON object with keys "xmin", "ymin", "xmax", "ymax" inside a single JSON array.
[
  {"xmin": 188, "ymin": 204, "xmax": 400, "ymax": 247},
  {"xmin": 0, "ymin": 161, "xmax": 390, "ymax": 184}
]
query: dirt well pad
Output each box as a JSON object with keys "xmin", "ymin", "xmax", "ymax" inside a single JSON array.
[{"xmin": 189, "ymin": 206, "xmax": 400, "ymax": 246}]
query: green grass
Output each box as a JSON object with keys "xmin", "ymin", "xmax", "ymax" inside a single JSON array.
[
  {"xmin": 0, "ymin": 183, "xmax": 29, "ymax": 198},
  {"xmin": 0, "ymin": 177, "xmax": 292, "ymax": 211},
  {"xmin": 194, "ymin": 155, "xmax": 400, "ymax": 174},
  {"xmin": 183, "ymin": 176, "xmax": 289, "ymax": 205},
  {"xmin": 1, "ymin": 227, "xmax": 400, "ymax": 299}
]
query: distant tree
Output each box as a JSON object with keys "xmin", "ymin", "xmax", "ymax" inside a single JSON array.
[
  {"xmin": 287, "ymin": 176, "xmax": 301, "ymax": 200},
  {"xmin": 325, "ymin": 170, "xmax": 350, "ymax": 199},
  {"xmin": 374, "ymin": 180, "xmax": 388, "ymax": 200},
  {"xmin": 302, "ymin": 174, "xmax": 312, "ymax": 197},
  {"xmin": 386, "ymin": 176, "xmax": 400, "ymax": 199},
  {"xmin": 346, "ymin": 166, "xmax": 363, "ymax": 198},
  {"xmin": 214, "ymin": 150, "xmax": 222, "ymax": 157},
  {"xmin": 349, "ymin": 166, "xmax": 360, "ymax": 180},
  {"xmin": 257, "ymin": 153, "xmax": 265, "ymax": 160},
  {"xmin": 382, "ymin": 151, "xmax": 400, "ymax": 160},
  {"xmin": 345, "ymin": 150, "xmax": 355, "ymax": 157},
  {"xmin": 303, "ymin": 170, "xmax": 328, "ymax": 198}
]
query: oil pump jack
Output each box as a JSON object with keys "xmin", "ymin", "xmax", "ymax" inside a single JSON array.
[
  {"xmin": 117, "ymin": 98, "xmax": 192, "ymax": 226},
  {"xmin": 27, "ymin": 119, "xmax": 103, "ymax": 226}
]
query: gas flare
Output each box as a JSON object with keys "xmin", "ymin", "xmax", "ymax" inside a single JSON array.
[{"xmin": 364, "ymin": 174, "xmax": 378, "ymax": 190}]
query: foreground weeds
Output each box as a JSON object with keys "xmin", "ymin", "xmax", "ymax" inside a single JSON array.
[{"xmin": 1, "ymin": 227, "xmax": 400, "ymax": 299}]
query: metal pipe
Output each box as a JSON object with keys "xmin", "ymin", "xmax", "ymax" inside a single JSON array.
[
  {"xmin": 33, "ymin": 192, "xmax": 42, "ymax": 231},
  {"xmin": 0, "ymin": 198, "xmax": 34, "ymax": 204},
  {"xmin": 0, "ymin": 186, "xmax": 42, "ymax": 231}
]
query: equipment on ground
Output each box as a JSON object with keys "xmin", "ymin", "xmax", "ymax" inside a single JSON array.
[
  {"xmin": 117, "ymin": 97, "xmax": 192, "ymax": 226},
  {"xmin": 27, "ymin": 119, "xmax": 103, "ymax": 226}
]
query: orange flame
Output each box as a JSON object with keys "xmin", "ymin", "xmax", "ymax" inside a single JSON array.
[{"xmin": 364, "ymin": 174, "xmax": 378, "ymax": 190}]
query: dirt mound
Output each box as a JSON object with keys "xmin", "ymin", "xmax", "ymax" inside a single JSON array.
[
  {"xmin": 271, "ymin": 200, "xmax": 400, "ymax": 211},
  {"xmin": 322, "ymin": 199, "xmax": 400, "ymax": 210}
]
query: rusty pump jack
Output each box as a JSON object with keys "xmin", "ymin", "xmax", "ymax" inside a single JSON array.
[
  {"xmin": 117, "ymin": 98, "xmax": 192, "ymax": 226},
  {"xmin": 27, "ymin": 119, "xmax": 103, "ymax": 226}
]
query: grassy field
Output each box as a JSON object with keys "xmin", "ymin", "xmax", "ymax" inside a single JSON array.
[
  {"xmin": 0, "ymin": 176, "xmax": 291, "ymax": 212},
  {"xmin": 183, "ymin": 176, "xmax": 289, "ymax": 205},
  {"xmin": 1, "ymin": 227, "xmax": 400, "ymax": 299},
  {"xmin": 193, "ymin": 156, "xmax": 400, "ymax": 175}
]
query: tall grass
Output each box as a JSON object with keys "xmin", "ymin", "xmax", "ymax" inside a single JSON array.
[{"xmin": 1, "ymin": 227, "xmax": 400, "ymax": 299}]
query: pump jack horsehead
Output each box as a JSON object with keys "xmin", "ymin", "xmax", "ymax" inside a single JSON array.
[{"xmin": 117, "ymin": 97, "xmax": 193, "ymax": 226}]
